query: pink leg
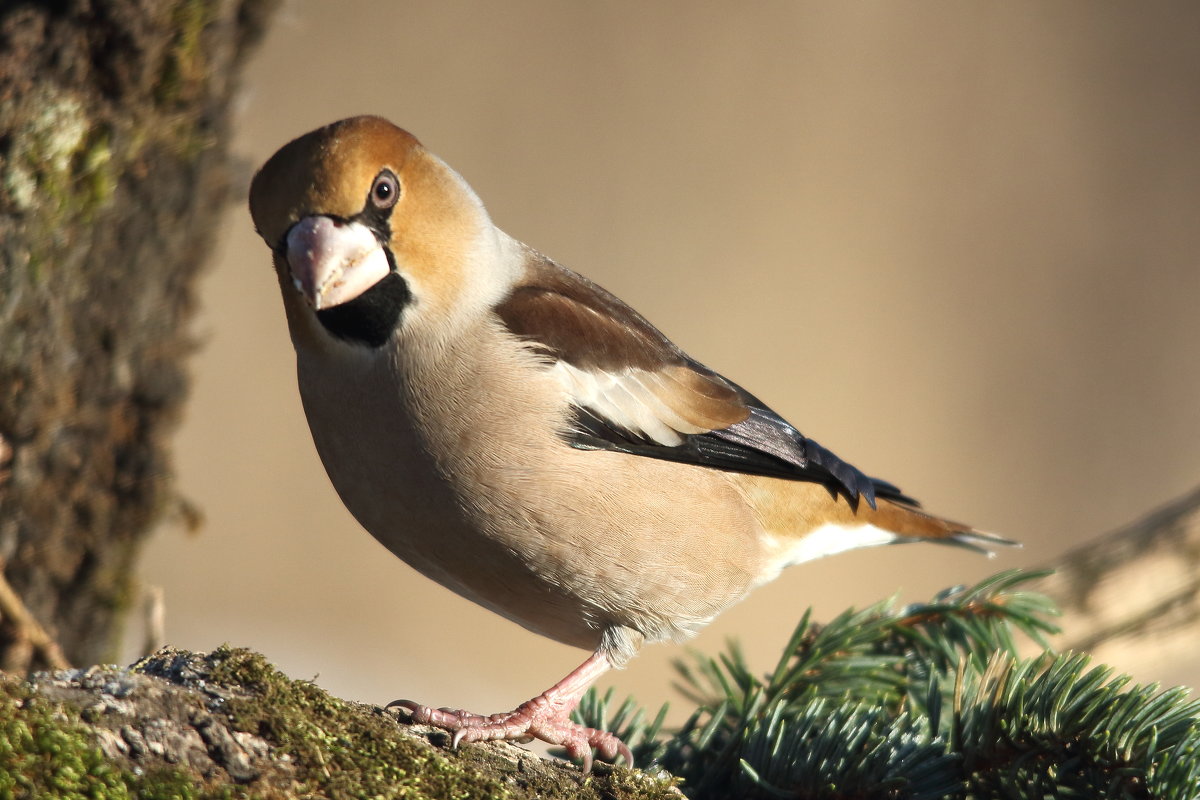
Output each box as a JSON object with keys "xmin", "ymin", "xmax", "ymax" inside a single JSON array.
[{"xmin": 388, "ymin": 650, "xmax": 632, "ymax": 772}]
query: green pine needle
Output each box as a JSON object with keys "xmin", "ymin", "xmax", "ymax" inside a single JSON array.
[{"xmin": 570, "ymin": 569, "xmax": 1199, "ymax": 799}]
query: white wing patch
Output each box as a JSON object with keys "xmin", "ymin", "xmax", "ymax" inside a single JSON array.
[{"xmin": 550, "ymin": 361, "xmax": 711, "ymax": 446}]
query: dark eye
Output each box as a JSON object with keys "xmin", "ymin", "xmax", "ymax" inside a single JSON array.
[{"xmin": 369, "ymin": 171, "xmax": 399, "ymax": 209}]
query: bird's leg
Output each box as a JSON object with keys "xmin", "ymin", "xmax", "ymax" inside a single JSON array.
[{"xmin": 388, "ymin": 649, "xmax": 631, "ymax": 772}]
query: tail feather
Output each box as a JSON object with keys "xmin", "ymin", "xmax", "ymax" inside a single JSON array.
[
  {"xmin": 869, "ymin": 499, "xmax": 1019, "ymax": 557},
  {"xmin": 732, "ymin": 474, "xmax": 1019, "ymax": 567},
  {"xmin": 935, "ymin": 528, "xmax": 1021, "ymax": 558}
]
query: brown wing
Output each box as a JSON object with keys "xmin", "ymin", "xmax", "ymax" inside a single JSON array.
[{"xmin": 494, "ymin": 251, "xmax": 909, "ymax": 508}]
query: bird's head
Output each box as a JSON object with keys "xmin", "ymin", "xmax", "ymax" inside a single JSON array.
[{"xmin": 249, "ymin": 116, "xmax": 501, "ymax": 349}]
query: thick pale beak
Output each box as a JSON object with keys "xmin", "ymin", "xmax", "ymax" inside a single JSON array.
[{"xmin": 284, "ymin": 216, "xmax": 391, "ymax": 310}]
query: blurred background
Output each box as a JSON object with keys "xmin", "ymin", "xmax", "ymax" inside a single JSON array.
[{"xmin": 127, "ymin": 2, "xmax": 1200, "ymax": 718}]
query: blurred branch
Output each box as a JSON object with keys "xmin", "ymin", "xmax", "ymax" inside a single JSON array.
[
  {"xmin": 1034, "ymin": 484, "xmax": 1200, "ymax": 676},
  {"xmin": 0, "ymin": 557, "xmax": 70, "ymax": 672},
  {"xmin": 141, "ymin": 585, "xmax": 166, "ymax": 658}
]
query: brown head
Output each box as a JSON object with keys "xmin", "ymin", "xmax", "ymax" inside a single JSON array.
[{"xmin": 249, "ymin": 116, "xmax": 500, "ymax": 349}]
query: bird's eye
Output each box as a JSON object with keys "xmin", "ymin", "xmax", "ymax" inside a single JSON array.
[{"xmin": 370, "ymin": 171, "xmax": 400, "ymax": 209}]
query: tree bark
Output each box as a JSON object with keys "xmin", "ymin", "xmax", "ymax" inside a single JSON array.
[
  {"xmin": 3, "ymin": 647, "xmax": 669, "ymax": 800},
  {"xmin": 0, "ymin": 0, "xmax": 278, "ymax": 672}
]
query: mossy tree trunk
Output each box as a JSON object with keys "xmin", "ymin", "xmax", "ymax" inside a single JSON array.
[{"xmin": 0, "ymin": 0, "xmax": 278, "ymax": 672}]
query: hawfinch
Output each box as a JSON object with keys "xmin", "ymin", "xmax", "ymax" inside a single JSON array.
[{"xmin": 249, "ymin": 116, "xmax": 1009, "ymax": 771}]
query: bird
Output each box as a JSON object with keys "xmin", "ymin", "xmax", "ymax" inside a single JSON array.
[{"xmin": 248, "ymin": 115, "xmax": 1011, "ymax": 772}]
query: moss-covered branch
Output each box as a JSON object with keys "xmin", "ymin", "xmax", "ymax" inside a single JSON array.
[{"xmin": 3, "ymin": 646, "xmax": 678, "ymax": 800}]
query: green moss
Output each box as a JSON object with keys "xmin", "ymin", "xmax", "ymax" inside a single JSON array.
[
  {"xmin": 191, "ymin": 646, "xmax": 683, "ymax": 798},
  {"xmin": 155, "ymin": 0, "xmax": 216, "ymax": 109},
  {"xmin": 608, "ymin": 774, "xmax": 684, "ymax": 800},
  {"xmin": 3, "ymin": 648, "xmax": 678, "ymax": 799},
  {"xmin": 3, "ymin": 89, "xmax": 88, "ymax": 215},
  {"xmin": 0, "ymin": 675, "xmax": 213, "ymax": 800},
  {"xmin": 121, "ymin": 767, "xmax": 232, "ymax": 800},
  {"xmin": 0, "ymin": 676, "xmax": 124, "ymax": 799},
  {"xmin": 1, "ymin": 3, "xmax": 228, "ymax": 281},
  {"xmin": 138, "ymin": 2, "xmax": 221, "ymax": 163},
  {"xmin": 0, "ymin": 87, "xmax": 123, "ymax": 275},
  {"xmin": 79, "ymin": 132, "xmax": 118, "ymax": 217},
  {"xmin": 194, "ymin": 646, "xmax": 516, "ymax": 799}
]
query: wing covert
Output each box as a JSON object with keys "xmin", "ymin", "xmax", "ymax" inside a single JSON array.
[{"xmin": 495, "ymin": 251, "xmax": 911, "ymax": 509}]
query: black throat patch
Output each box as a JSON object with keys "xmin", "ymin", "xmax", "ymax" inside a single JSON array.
[{"xmin": 315, "ymin": 271, "xmax": 411, "ymax": 348}]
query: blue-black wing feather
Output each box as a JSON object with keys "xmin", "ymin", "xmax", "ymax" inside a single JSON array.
[{"xmin": 566, "ymin": 382, "xmax": 916, "ymax": 510}]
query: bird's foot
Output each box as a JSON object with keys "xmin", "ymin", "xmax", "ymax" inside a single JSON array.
[{"xmin": 388, "ymin": 694, "xmax": 632, "ymax": 773}]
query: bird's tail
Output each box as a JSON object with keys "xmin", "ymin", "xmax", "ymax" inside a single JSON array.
[
  {"xmin": 864, "ymin": 498, "xmax": 1019, "ymax": 557},
  {"xmin": 734, "ymin": 475, "xmax": 1019, "ymax": 567}
]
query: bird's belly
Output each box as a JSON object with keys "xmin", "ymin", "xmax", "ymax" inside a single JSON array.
[
  {"xmin": 296, "ymin": 351, "xmax": 768, "ymax": 653},
  {"xmin": 302, "ymin": 399, "xmax": 603, "ymax": 649}
]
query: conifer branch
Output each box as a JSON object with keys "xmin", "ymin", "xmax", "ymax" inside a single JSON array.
[{"xmin": 572, "ymin": 569, "xmax": 1200, "ymax": 799}]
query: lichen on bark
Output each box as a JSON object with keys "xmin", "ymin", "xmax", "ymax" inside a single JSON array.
[
  {"xmin": 0, "ymin": 0, "xmax": 278, "ymax": 672},
  {"xmin": 3, "ymin": 646, "xmax": 678, "ymax": 800}
]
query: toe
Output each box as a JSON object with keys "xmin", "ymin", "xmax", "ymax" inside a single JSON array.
[{"xmin": 385, "ymin": 697, "xmax": 631, "ymax": 771}]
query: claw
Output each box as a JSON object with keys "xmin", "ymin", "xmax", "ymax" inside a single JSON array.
[
  {"xmin": 386, "ymin": 698, "xmax": 635, "ymax": 770},
  {"xmin": 385, "ymin": 700, "xmax": 418, "ymax": 723},
  {"xmin": 382, "ymin": 650, "xmax": 631, "ymax": 771}
]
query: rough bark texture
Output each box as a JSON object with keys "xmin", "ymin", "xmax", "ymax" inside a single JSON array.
[
  {"xmin": 2, "ymin": 646, "xmax": 677, "ymax": 800},
  {"xmin": 0, "ymin": 0, "xmax": 278, "ymax": 672}
]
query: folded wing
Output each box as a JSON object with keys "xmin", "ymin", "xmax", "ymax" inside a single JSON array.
[{"xmin": 495, "ymin": 252, "xmax": 912, "ymax": 510}]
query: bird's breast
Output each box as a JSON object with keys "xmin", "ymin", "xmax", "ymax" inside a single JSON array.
[{"xmin": 293, "ymin": 323, "xmax": 770, "ymax": 652}]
